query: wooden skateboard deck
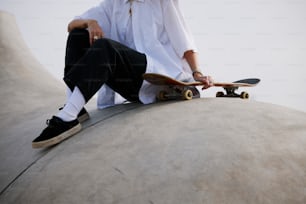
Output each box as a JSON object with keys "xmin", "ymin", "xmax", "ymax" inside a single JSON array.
[{"xmin": 143, "ymin": 73, "xmax": 260, "ymax": 100}]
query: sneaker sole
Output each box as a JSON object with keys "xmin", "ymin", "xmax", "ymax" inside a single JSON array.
[
  {"xmin": 78, "ymin": 113, "xmax": 90, "ymax": 123},
  {"xmin": 32, "ymin": 124, "xmax": 82, "ymax": 149}
]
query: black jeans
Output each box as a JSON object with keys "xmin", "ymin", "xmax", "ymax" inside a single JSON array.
[{"xmin": 64, "ymin": 29, "xmax": 147, "ymax": 103}]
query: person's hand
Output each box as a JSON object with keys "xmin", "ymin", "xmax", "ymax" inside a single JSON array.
[
  {"xmin": 193, "ymin": 73, "xmax": 214, "ymax": 90},
  {"xmin": 87, "ymin": 20, "xmax": 104, "ymax": 45}
]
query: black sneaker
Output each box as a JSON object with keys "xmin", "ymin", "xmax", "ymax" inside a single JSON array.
[
  {"xmin": 32, "ymin": 116, "xmax": 82, "ymax": 149},
  {"xmin": 59, "ymin": 106, "xmax": 90, "ymax": 123}
]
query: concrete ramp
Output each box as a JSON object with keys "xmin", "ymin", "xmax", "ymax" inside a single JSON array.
[
  {"xmin": 1, "ymin": 11, "xmax": 306, "ymax": 204},
  {"xmin": 0, "ymin": 11, "xmax": 142, "ymax": 196},
  {"xmin": 0, "ymin": 11, "xmax": 65, "ymax": 193},
  {"xmin": 1, "ymin": 98, "xmax": 306, "ymax": 204}
]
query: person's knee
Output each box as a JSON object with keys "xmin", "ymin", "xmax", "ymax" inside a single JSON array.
[
  {"xmin": 69, "ymin": 28, "xmax": 89, "ymax": 35},
  {"xmin": 68, "ymin": 29, "xmax": 89, "ymax": 41},
  {"xmin": 93, "ymin": 38, "xmax": 111, "ymax": 46},
  {"xmin": 92, "ymin": 38, "xmax": 117, "ymax": 53}
]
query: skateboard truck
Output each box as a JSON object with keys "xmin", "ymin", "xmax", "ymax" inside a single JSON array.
[
  {"xmin": 158, "ymin": 86, "xmax": 199, "ymax": 101},
  {"xmin": 216, "ymin": 87, "xmax": 249, "ymax": 99}
]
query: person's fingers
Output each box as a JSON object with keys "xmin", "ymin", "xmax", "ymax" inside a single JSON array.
[
  {"xmin": 89, "ymin": 32, "xmax": 99, "ymax": 45},
  {"xmin": 89, "ymin": 31, "xmax": 95, "ymax": 45},
  {"xmin": 88, "ymin": 22, "xmax": 104, "ymax": 45},
  {"xmin": 89, "ymin": 34, "xmax": 94, "ymax": 45},
  {"xmin": 201, "ymin": 76, "xmax": 214, "ymax": 90}
]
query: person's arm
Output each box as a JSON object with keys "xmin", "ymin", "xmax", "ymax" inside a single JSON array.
[
  {"xmin": 162, "ymin": 2, "xmax": 213, "ymax": 89},
  {"xmin": 183, "ymin": 50, "xmax": 213, "ymax": 89},
  {"xmin": 68, "ymin": 19, "xmax": 104, "ymax": 45}
]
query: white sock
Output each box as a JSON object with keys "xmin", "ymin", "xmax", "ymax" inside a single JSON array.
[
  {"xmin": 57, "ymin": 86, "xmax": 86, "ymax": 122},
  {"xmin": 66, "ymin": 87, "xmax": 72, "ymax": 102}
]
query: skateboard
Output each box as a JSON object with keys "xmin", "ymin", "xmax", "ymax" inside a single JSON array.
[{"xmin": 143, "ymin": 73, "xmax": 260, "ymax": 100}]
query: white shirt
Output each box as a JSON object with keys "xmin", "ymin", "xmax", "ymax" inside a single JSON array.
[{"xmin": 75, "ymin": 0, "xmax": 196, "ymax": 104}]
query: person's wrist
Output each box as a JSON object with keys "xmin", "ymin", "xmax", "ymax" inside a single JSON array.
[
  {"xmin": 86, "ymin": 19, "xmax": 97, "ymax": 27},
  {"xmin": 192, "ymin": 70, "xmax": 203, "ymax": 78}
]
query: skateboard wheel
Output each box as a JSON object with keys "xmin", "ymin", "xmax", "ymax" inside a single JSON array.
[
  {"xmin": 216, "ymin": 91, "xmax": 225, "ymax": 97},
  {"xmin": 183, "ymin": 89, "xmax": 193, "ymax": 100},
  {"xmin": 240, "ymin": 91, "xmax": 249, "ymax": 99},
  {"xmin": 158, "ymin": 91, "xmax": 168, "ymax": 101}
]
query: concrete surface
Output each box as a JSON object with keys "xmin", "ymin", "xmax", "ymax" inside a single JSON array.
[
  {"xmin": 1, "ymin": 99, "xmax": 306, "ymax": 204},
  {"xmin": 0, "ymin": 11, "xmax": 64, "ymax": 194},
  {"xmin": 1, "ymin": 11, "xmax": 306, "ymax": 204}
]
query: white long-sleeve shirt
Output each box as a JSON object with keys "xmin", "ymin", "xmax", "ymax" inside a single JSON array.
[{"xmin": 75, "ymin": 0, "xmax": 197, "ymax": 104}]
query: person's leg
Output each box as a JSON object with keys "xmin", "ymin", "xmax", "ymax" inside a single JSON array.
[
  {"xmin": 63, "ymin": 29, "xmax": 90, "ymax": 121},
  {"xmin": 104, "ymin": 40, "xmax": 147, "ymax": 102},
  {"xmin": 64, "ymin": 38, "xmax": 147, "ymax": 104},
  {"xmin": 57, "ymin": 86, "xmax": 86, "ymax": 122},
  {"xmin": 65, "ymin": 29, "xmax": 90, "ymax": 77},
  {"xmin": 60, "ymin": 39, "xmax": 147, "ymax": 120},
  {"xmin": 32, "ymin": 38, "xmax": 146, "ymax": 148},
  {"xmin": 32, "ymin": 30, "xmax": 90, "ymax": 148}
]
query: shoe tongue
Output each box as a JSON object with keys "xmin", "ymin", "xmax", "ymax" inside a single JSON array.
[
  {"xmin": 53, "ymin": 116, "xmax": 64, "ymax": 122},
  {"xmin": 47, "ymin": 116, "xmax": 63, "ymax": 127}
]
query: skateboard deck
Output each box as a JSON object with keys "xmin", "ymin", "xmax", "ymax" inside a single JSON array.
[{"xmin": 143, "ymin": 73, "xmax": 260, "ymax": 100}]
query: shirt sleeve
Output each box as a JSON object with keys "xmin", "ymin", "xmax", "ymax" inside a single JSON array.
[
  {"xmin": 73, "ymin": 0, "xmax": 112, "ymax": 37},
  {"xmin": 163, "ymin": 0, "xmax": 197, "ymax": 58}
]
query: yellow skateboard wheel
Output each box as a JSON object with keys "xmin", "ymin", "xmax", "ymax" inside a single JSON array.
[
  {"xmin": 240, "ymin": 91, "xmax": 249, "ymax": 99},
  {"xmin": 182, "ymin": 89, "xmax": 193, "ymax": 100},
  {"xmin": 216, "ymin": 91, "xmax": 225, "ymax": 97}
]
